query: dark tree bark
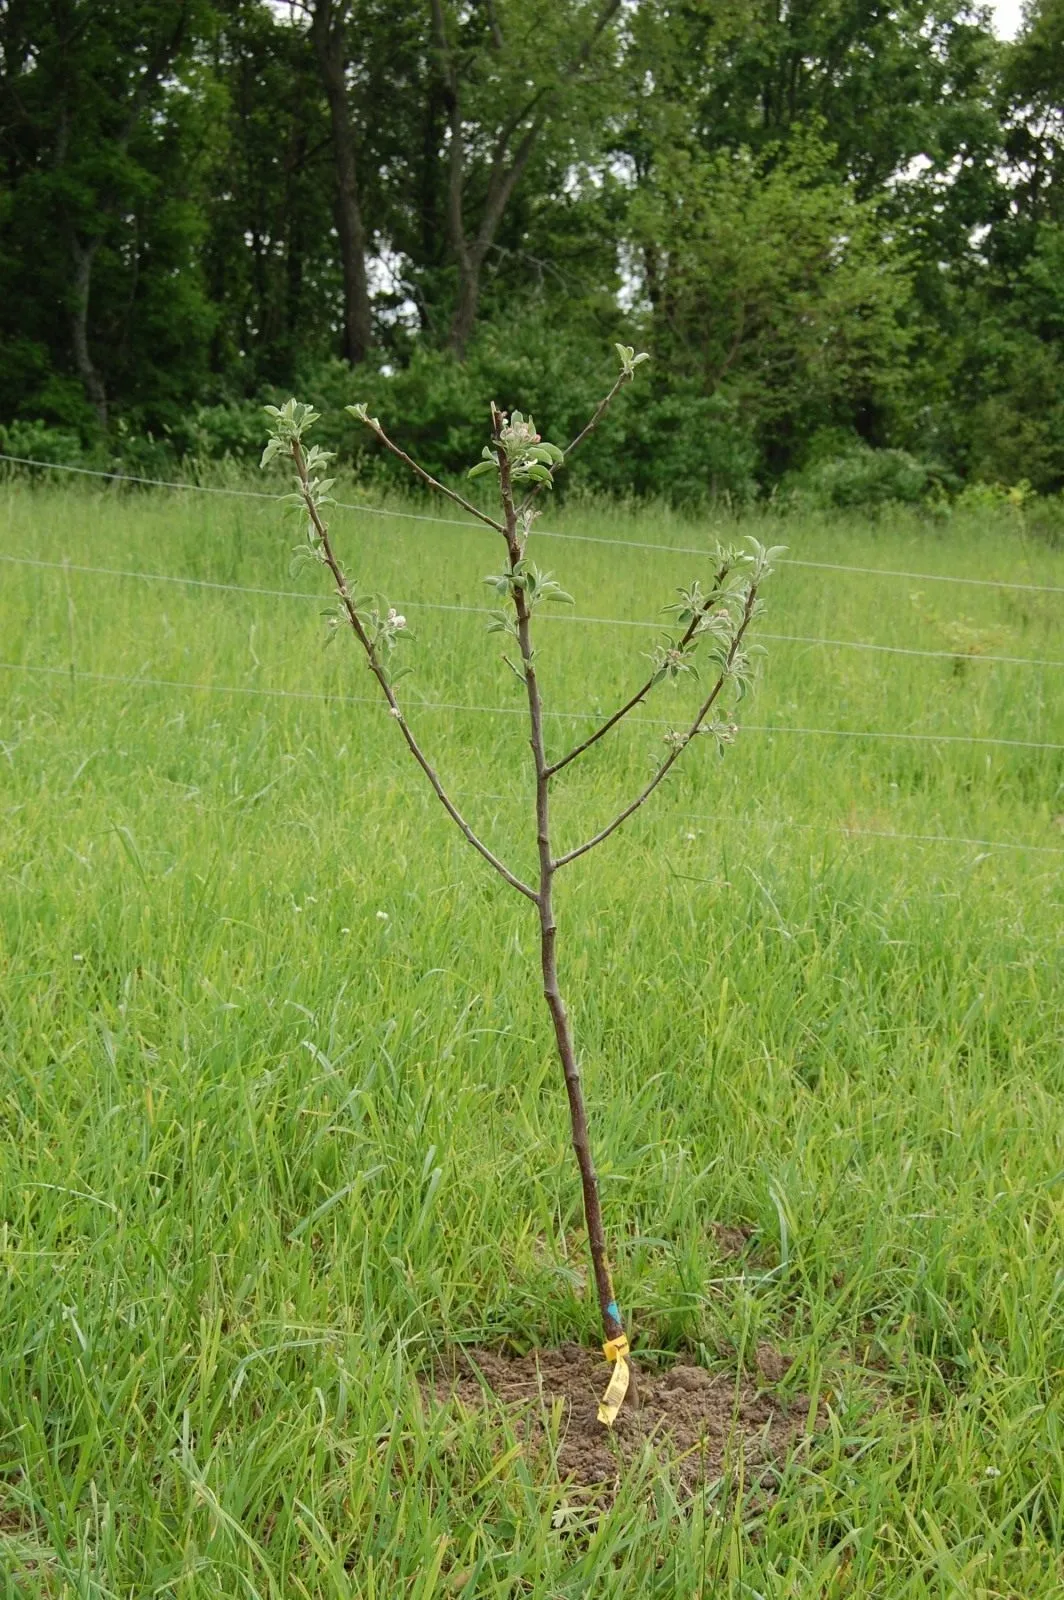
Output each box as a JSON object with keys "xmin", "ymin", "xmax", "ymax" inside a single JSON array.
[
  {"xmin": 309, "ymin": 0, "xmax": 373, "ymax": 366},
  {"xmin": 285, "ymin": 126, "xmax": 309, "ymax": 346},
  {"xmin": 430, "ymin": 0, "xmax": 622, "ymax": 358},
  {"xmin": 52, "ymin": 3, "xmax": 191, "ymax": 428},
  {"xmin": 70, "ymin": 235, "xmax": 108, "ymax": 428}
]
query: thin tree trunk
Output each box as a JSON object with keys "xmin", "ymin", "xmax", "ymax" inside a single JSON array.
[
  {"xmin": 449, "ymin": 257, "xmax": 482, "ymax": 359},
  {"xmin": 494, "ymin": 421, "xmax": 624, "ymax": 1348},
  {"xmin": 311, "ymin": 0, "xmax": 373, "ymax": 366},
  {"xmin": 327, "ymin": 90, "xmax": 373, "ymax": 365},
  {"xmin": 538, "ymin": 902, "xmax": 624, "ymax": 1343},
  {"xmin": 285, "ymin": 128, "xmax": 308, "ymax": 349},
  {"xmin": 70, "ymin": 236, "xmax": 108, "ymax": 429},
  {"xmin": 433, "ymin": 0, "xmax": 622, "ymax": 358}
]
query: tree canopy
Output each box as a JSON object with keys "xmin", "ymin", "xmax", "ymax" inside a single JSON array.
[{"xmin": 1, "ymin": 0, "xmax": 1062, "ymax": 497}]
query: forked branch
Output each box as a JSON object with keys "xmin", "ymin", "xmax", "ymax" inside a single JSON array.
[
  {"xmin": 553, "ymin": 583, "xmax": 759, "ymax": 870},
  {"xmin": 546, "ymin": 558, "xmax": 732, "ymax": 777}
]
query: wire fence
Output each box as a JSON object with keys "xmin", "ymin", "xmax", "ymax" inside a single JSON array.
[
  {"xmin": 3, "ymin": 659, "xmax": 1062, "ymax": 755},
  {"xmin": 3, "ymin": 449, "xmax": 1063, "ymax": 596},
  {"xmin": 2, "ymin": 451, "xmax": 1061, "ymax": 863},
  {"xmin": 2, "ymin": 662, "xmax": 1061, "ymax": 860},
  {"xmin": 3, "ymin": 551, "xmax": 1062, "ymax": 671}
]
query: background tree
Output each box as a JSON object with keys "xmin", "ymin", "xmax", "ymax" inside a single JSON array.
[
  {"xmin": 427, "ymin": 0, "xmax": 624, "ymax": 354},
  {"xmin": 2, "ymin": 0, "xmax": 1062, "ymax": 497},
  {"xmin": 202, "ymin": 0, "xmax": 338, "ymax": 390},
  {"xmin": 0, "ymin": 0, "xmax": 213, "ymax": 431},
  {"xmin": 628, "ymin": 131, "xmax": 915, "ymax": 479},
  {"xmin": 304, "ymin": 0, "xmax": 373, "ymax": 366}
]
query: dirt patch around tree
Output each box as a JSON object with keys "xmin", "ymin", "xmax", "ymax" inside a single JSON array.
[{"xmin": 434, "ymin": 1342, "xmax": 819, "ymax": 1497}]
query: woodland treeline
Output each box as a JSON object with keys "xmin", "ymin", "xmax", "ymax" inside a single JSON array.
[{"xmin": 1, "ymin": 0, "xmax": 1062, "ymax": 503}]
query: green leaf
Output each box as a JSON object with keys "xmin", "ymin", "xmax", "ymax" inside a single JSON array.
[{"xmin": 345, "ymin": 403, "xmax": 380, "ymax": 430}]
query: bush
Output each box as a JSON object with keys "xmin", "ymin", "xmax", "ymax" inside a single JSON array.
[
  {"xmin": 0, "ymin": 418, "xmax": 87, "ymax": 468},
  {"xmin": 177, "ymin": 400, "xmax": 275, "ymax": 463},
  {"xmin": 790, "ymin": 444, "xmax": 956, "ymax": 512},
  {"xmin": 292, "ymin": 316, "xmax": 760, "ymax": 506}
]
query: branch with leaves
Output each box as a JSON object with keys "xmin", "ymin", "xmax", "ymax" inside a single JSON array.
[
  {"xmin": 260, "ymin": 347, "xmax": 782, "ymax": 1429},
  {"xmin": 262, "ymin": 402, "xmax": 535, "ymax": 902}
]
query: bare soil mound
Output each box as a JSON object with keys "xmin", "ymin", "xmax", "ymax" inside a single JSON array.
[{"xmin": 436, "ymin": 1342, "xmax": 817, "ymax": 1495}]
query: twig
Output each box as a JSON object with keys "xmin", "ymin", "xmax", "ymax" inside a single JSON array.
[
  {"xmin": 553, "ymin": 585, "xmax": 759, "ymax": 870},
  {"xmin": 519, "ymin": 367, "xmax": 632, "ymax": 518},
  {"xmin": 292, "ymin": 439, "xmax": 536, "ymax": 901},
  {"xmin": 353, "ymin": 414, "xmax": 506, "ymax": 536},
  {"xmin": 546, "ymin": 560, "xmax": 731, "ymax": 777},
  {"xmin": 562, "ymin": 368, "xmax": 632, "ymax": 464}
]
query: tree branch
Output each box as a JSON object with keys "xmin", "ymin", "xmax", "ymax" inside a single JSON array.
[
  {"xmin": 563, "ymin": 368, "xmax": 632, "ymax": 462},
  {"xmin": 518, "ymin": 363, "xmax": 635, "ymax": 518},
  {"xmin": 472, "ymin": 0, "xmax": 622, "ymax": 264},
  {"xmin": 546, "ymin": 562, "xmax": 731, "ymax": 777},
  {"xmin": 491, "ymin": 82, "xmax": 550, "ymax": 167},
  {"xmin": 438, "ymin": 0, "xmax": 623, "ymax": 351},
  {"xmin": 480, "ymin": 0, "xmax": 505, "ymax": 52},
  {"xmin": 553, "ymin": 584, "xmax": 759, "ymax": 870},
  {"xmin": 120, "ymin": 2, "xmax": 192, "ymax": 146},
  {"xmin": 472, "ymin": 112, "xmax": 546, "ymax": 265},
  {"xmin": 351, "ymin": 412, "xmax": 505, "ymax": 534},
  {"xmin": 292, "ymin": 439, "xmax": 536, "ymax": 901},
  {"xmin": 562, "ymin": 0, "xmax": 624, "ymax": 84}
]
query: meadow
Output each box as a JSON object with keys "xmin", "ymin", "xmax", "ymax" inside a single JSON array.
[{"xmin": 1, "ymin": 472, "xmax": 1062, "ymax": 1597}]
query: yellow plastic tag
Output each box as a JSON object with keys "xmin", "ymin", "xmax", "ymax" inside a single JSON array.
[
  {"xmin": 597, "ymin": 1331, "xmax": 631, "ymax": 1428},
  {"xmin": 602, "ymin": 1332, "xmax": 630, "ymax": 1363}
]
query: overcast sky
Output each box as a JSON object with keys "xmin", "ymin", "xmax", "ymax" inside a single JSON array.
[
  {"xmin": 267, "ymin": 0, "xmax": 1030, "ymax": 41},
  {"xmin": 990, "ymin": 0, "xmax": 1026, "ymax": 37}
]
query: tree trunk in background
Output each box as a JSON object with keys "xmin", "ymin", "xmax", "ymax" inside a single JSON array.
[
  {"xmin": 449, "ymin": 248, "xmax": 482, "ymax": 359},
  {"xmin": 431, "ymin": 0, "xmax": 621, "ymax": 359},
  {"xmin": 285, "ymin": 126, "xmax": 309, "ymax": 353},
  {"xmin": 311, "ymin": 0, "xmax": 373, "ymax": 366},
  {"xmin": 70, "ymin": 236, "xmax": 108, "ymax": 429}
]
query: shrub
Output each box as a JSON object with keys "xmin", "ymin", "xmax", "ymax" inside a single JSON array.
[
  {"xmin": 0, "ymin": 418, "xmax": 87, "ymax": 468},
  {"xmin": 790, "ymin": 444, "xmax": 956, "ymax": 512}
]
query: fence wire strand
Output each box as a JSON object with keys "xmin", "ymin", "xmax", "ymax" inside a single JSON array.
[
  {"xmin": 3, "ymin": 453, "xmax": 1062, "ymax": 865},
  {"xmin": 3, "ymin": 550, "xmax": 1062, "ymax": 672},
  {"xmin": 3, "ymin": 450, "xmax": 1063, "ymax": 596},
  {"xmin": 3, "ymin": 658, "xmax": 1061, "ymax": 756},
  {"xmin": 1, "ymin": 661, "xmax": 1060, "ymax": 859}
]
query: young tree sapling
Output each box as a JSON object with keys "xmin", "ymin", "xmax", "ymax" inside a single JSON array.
[{"xmin": 261, "ymin": 347, "xmax": 781, "ymax": 1425}]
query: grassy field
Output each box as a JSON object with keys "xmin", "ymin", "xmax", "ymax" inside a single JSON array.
[{"xmin": 1, "ymin": 472, "xmax": 1063, "ymax": 1597}]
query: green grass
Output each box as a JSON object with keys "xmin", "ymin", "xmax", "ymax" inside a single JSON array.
[{"xmin": 1, "ymin": 475, "xmax": 1063, "ymax": 1597}]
